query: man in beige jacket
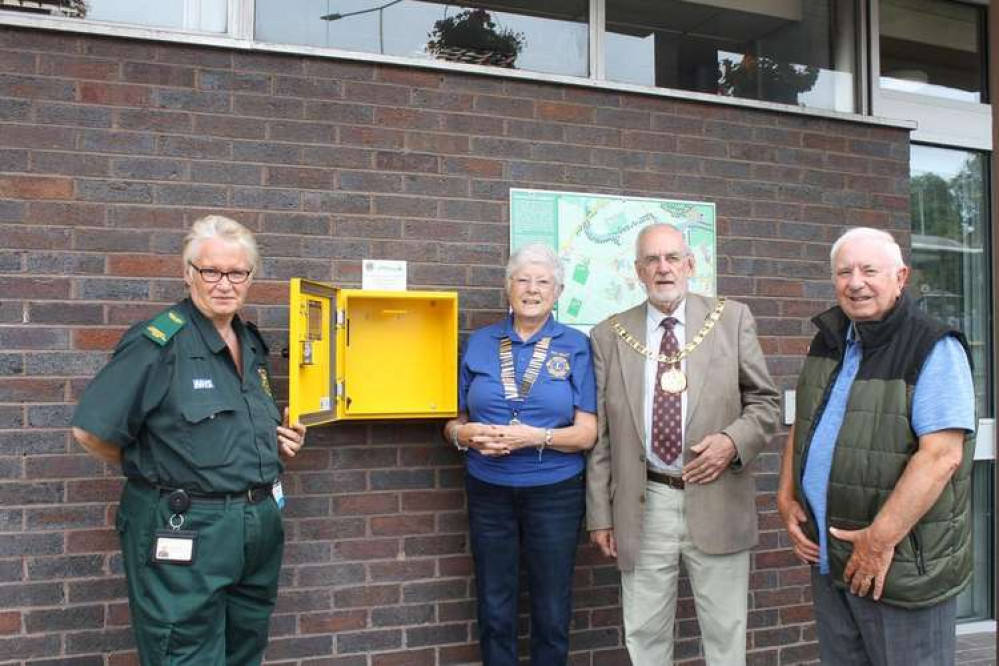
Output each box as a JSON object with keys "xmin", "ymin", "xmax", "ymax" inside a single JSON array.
[{"xmin": 587, "ymin": 224, "xmax": 779, "ymax": 665}]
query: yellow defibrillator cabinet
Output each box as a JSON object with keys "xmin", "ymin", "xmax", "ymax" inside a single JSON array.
[{"xmin": 288, "ymin": 278, "xmax": 459, "ymax": 426}]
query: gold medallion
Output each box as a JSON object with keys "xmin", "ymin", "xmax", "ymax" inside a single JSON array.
[{"xmin": 659, "ymin": 367, "xmax": 687, "ymax": 394}]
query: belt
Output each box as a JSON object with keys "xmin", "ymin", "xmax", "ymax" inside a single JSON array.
[
  {"xmin": 172, "ymin": 485, "xmax": 272, "ymax": 504},
  {"xmin": 647, "ymin": 468, "xmax": 685, "ymax": 490},
  {"xmin": 134, "ymin": 479, "xmax": 273, "ymax": 504}
]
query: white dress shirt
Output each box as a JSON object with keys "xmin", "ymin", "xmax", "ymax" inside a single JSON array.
[{"xmin": 643, "ymin": 300, "xmax": 687, "ymax": 474}]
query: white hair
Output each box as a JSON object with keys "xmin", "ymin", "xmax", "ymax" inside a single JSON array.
[
  {"xmin": 830, "ymin": 227, "xmax": 904, "ymax": 271},
  {"xmin": 505, "ymin": 243, "xmax": 564, "ymax": 287},
  {"xmin": 634, "ymin": 223, "xmax": 692, "ymax": 260},
  {"xmin": 182, "ymin": 215, "xmax": 259, "ymax": 272}
]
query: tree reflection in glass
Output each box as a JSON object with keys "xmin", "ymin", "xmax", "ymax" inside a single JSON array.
[{"xmin": 909, "ymin": 146, "xmax": 988, "ymax": 417}]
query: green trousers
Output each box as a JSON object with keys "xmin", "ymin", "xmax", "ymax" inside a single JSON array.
[{"xmin": 116, "ymin": 480, "xmax": 284, "ymax": 665}]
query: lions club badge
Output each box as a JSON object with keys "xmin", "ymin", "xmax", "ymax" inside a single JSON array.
[{"xmin": 546, "ymin": 352, "xmax": 571, "ymax": 379}]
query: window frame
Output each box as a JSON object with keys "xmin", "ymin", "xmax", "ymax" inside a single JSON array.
[{"xmin": 870, "ymin": 0, "xmax": 992, "ymax": 149}]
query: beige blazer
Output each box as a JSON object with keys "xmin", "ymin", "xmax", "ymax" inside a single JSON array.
[{"xmin": 586, "ymin": 293, "xmax": 779, "ymax": 570}]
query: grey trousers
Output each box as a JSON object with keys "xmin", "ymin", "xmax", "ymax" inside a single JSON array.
[{"xmin": 811, "ymin": 569, "xmax": 957, "ymax": 666}]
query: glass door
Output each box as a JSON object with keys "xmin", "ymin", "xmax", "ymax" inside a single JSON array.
[{"xmin": 909, "ymin": 144, "xmax": 993, "ymax": 622}]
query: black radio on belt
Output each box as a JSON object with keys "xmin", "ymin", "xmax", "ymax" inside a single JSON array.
[{"xmin": 168, "ymin": 489, "xmax": 191, "ymax": 514}]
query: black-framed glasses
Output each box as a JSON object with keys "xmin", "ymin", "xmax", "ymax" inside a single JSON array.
[{"xmin": 188, "ymin": 262, "xmax": 252, "ymax": 284}]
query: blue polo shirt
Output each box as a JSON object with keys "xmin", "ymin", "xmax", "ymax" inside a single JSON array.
[
  {"xmin": 802, "ymin": 328, "xmax": 975, "ymax": 574},
  {"xmin": 459, "ymin": 314, "xmax": 597, "ymax": 487}
]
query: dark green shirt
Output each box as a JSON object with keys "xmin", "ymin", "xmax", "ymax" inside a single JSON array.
[{"xmin": 72, "ymin": 298, "xmax": 283, "ymax": 494}]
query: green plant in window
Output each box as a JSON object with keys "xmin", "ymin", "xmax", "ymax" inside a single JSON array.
[
  {"xmin": 718, "ymin": 54, "xmax": 819, "ymax": 105},
  {"xmin": 427, "ymin": 8, "xmax": 525, "ymax": 68}
]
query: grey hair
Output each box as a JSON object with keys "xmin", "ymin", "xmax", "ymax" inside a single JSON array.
[
  {"xmin": 634, "ymin": 223, "xmax": 692, "ymax": 260},
  {"xmin": 505, "ymin": 242, "xmax": 564, "ymax": 288},
  {"xmin": 182, "ymin": 215, "xmax": 259, "ymax": 272},
  {"xmin": 830, "ymin": 227, "xmax": 904, "ymax": 271}
]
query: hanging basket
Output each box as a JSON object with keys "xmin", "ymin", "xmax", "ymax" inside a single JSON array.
[{"xmin": 431, "ymin": 45, "xmax": 516, "ymax": 69}]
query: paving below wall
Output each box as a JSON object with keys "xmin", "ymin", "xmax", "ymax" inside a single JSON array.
[{"xmin": 956, "ymin": 632, "xmax": 997, "ymax": 665}]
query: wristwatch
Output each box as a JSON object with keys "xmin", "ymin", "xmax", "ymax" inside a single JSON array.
[
  {"xmin": 537, "ymin": 428, "xmax": 554, "ymax": 460},
  {"xmin": 450, "ymin": 424, "xmax": 468, "ymax": 452}
]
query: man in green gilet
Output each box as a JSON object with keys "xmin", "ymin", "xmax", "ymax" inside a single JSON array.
[{"xmin": 778, "ymin": 227, "xmax": 975, "ymax": 665}]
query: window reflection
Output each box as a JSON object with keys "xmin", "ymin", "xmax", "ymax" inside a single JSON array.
[
  {"xmin": 959, "ymin": 462, "xmax": 995, "ymax": 621},
  {"xmin": 879, "ymin": 0, "xmax": 986, "ymax": 103},
  {"xmin": 255, "ymin": 1, "xmax": 588, "ymax": 77},
  {"xmin": 910, "ymin": 145, "xmax": 989, "ymax": 416},
  {"xmin": 0, "ymin": 0, "xmax": 85, "ymax": 17},
  {"xmin": 6, "ymin": 0, "xmax": 229, "ymax": 32},
  {"xmin": 909, "ymin": 144, "xmax": 992, "ymax": 622},
  {"xmin": 605, "ymin": 0, "xmax": 856, "ymax": 112}
]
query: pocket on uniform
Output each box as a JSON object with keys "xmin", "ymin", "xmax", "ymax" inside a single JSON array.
[
  {"xmin": 142, "ymin": 618, "xmax": 212, "ymax": 662},
  {"xmin": 264, "ymin": 396, "xmax": 281, "ymax": 425},
  {"xmin": 140, "ymin": 619, "xmax": 173, "ymax": 662},
  {"xmin": 181, "ymin": 401, "xmax": 240, "ymax": 468}
]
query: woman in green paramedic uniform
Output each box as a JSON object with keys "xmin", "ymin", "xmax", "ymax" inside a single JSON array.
[{"xmin": 72, "ymin": 215, "xmax": 306, "ymax": 666}]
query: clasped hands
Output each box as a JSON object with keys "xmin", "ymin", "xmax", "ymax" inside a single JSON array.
[{"xmin": 458, "ymin": 422, "xmax": 543, "ymax": 456}]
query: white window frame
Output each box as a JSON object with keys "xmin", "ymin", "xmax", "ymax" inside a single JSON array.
[{"xmin": 869, "ymin": 0, "xmax": 992, "ymax": 150}]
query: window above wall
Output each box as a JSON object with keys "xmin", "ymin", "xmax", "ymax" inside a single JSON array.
[
  {"xmin": 0, "ymin": 0, "xmax": 920, "ymax": 129},
  {"xmin": 0, "ymin": 0, "xmax": 85, "ymax": 17},
  {"xmin": 254, "ymin": 1, "xmax": 590, "ymax": 78},
  {"xmin": 873, "ymin": 0, "xmax": 991, "ymax": 150},
  {"xmin": 879, "ymin": 0, "xmax": 986, "ymax": 103},
  {"xmin": 0, "ymin": 0, "xmax": 228, "ymax": 33},
  {"xmin": 604, "ymin": 0, "xmax": 858, "ymax": 113}
]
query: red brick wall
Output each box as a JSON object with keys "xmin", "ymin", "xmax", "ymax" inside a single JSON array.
[{"xmin": 0, "ymin": 26, "xmax": 911, "ymax": 665}]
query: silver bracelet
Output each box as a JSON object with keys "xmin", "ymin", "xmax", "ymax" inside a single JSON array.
[{"xmin": 450, "ymin": 424, "xmax": 468, "ymax": 452}]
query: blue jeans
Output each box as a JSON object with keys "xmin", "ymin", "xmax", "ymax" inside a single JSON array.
[{"xmin": 466, "ymin": 472, "xmax": 585, "ymax": 666}]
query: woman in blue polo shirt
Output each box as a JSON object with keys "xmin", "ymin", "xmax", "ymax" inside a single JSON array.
[{"xmin": 443, "ymin": 243, "xmax": 597, "ymax": 666}]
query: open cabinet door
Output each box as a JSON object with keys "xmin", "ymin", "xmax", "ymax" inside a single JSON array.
[{"xmin": 288, "ymin": 278, "xmax": 339, "ymax": 427}]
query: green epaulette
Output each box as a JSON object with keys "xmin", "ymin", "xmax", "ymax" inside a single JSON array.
[{"xmin": 143, "ymin": 309, "xmax": 186, "ymax": 346}]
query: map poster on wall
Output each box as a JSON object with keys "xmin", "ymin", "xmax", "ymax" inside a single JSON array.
[{"xmin": 510, "ymin": 188, "xmax": 717, "ymax": 330}]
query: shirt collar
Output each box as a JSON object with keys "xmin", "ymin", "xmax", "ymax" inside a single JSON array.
[
  {"xmin": 646, "ymin": 299, "xmax": 686, "ymax": 331},
  {"xmin": 814, "ymin": 291, "xmax": 912, "ymax": 352},
  {"xmin": 493, "ymin": 313, "xmax": 562, "ymax": 343},
  {"xmin": 183, "ymin": 297, "xmax": 245, "ymax": 355},
  {"xmin": 845, "ymin": 322, "xmax": 857, "ymax": 345}
]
